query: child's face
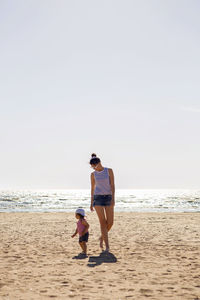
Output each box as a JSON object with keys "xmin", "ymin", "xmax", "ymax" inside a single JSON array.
[{"xmin": 75, "ymin": 213, "xmax": 80, "ymax": 219}]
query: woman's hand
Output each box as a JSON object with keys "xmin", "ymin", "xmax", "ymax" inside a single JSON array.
[
  {"xmin": 111, "ymin": 200, "xmax": 115, "ymax": 207},
  {"xmin": 90, "ymin": 204, "xmax": 94, "ymax": 211}
]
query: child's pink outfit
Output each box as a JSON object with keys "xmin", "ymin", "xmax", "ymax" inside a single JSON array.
[{"xmin": 77, "ymin": 219, "xmax": 89, "ymax": 242}]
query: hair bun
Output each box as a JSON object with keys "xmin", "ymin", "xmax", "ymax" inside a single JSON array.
[{"xmin": 91, "ymin": 153, "xmax": 97, "ymax": 158}]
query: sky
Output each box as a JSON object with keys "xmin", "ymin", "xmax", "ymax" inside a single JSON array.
[{"xmin": 0, "ymin": 0, "xmax": 200, "ymax": 189}]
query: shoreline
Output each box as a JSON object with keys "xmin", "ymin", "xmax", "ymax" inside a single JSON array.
[
  {"xmin": 1, "ymin": 212, "xmax": 200, "ymax": 299},
  {"xmin": 1, "ymin": 210, "xmax": 200, "ymax": 213},
  {"xmin": 1, "ymin": 189, "xmax": 200, "ymax": 214}
]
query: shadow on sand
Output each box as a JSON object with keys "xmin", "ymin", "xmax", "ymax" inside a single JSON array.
[
  {"xmin": 87, "ymin": 251, "xmax": 117, "ymax": 267},
  {"xmin": 72, "ymin": 253, "xmax": 88, "ymax": 260}
]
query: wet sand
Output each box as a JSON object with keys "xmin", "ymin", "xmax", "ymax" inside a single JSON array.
[{"xmin": 0, "ymin": 212, "xmax": 200, "ymax": 299}]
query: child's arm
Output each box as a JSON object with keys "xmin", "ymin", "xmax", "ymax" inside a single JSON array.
[
  {"xmin": 71, "ymin": 228, "xmax": 78, "ymax": 238},
  {"xmin": 81, "ymin": 219, "xmax": 89, "ymax": 236}
]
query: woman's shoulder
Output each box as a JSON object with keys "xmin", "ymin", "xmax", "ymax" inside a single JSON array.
[{"xmin": 108, "ymin": 168, "xmax": 114, "ymax": 176}]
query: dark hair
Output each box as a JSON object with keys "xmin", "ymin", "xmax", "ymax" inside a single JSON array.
[
  {"xmin": 76, "ymin": 213, "xmax": 84, "ymax": 219},
  {"xmin": 89, "ymin": 153, "xmax": 101, "ymax": 165}
]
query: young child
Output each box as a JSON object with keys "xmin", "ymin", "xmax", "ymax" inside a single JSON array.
[{"xmin": 71, "ymin": 208, "xmax": 89, "ymax": 255}]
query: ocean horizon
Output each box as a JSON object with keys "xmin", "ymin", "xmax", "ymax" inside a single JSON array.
[{"xmin": 0, "ymin": 189, "xmax": 200, "ymax": 213}]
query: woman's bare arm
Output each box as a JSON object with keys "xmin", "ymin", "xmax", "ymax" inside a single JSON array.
[
  {"xmin": 90, "ymin": 173, "xmax": 95, "ymax": 211},
  {"xmin": 108, "ymin": 168, "xmax": 115, "ymax": 206}
]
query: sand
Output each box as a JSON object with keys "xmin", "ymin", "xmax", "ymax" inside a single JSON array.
[{"xmin": 0, "ymin": 212, "xmax": 200, "ymax": 300}]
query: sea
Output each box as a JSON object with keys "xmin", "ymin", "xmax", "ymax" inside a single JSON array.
[{"xmin": 0, "ymin": 189, "xmax": 200, "ymax": 213}]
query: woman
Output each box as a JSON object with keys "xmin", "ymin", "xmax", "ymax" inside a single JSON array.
[{"xmin": 90, "ymin": 153, "xmax": 115, "ymax": 252}]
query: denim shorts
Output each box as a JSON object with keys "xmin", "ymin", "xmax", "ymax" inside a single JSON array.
[
  {"xmin": 79, "ymin": 232, "xmax": 89, "ymax": 243},
  {"xmin": 93, "ymin": 194, "xmax": 112, "ymax": 207}
]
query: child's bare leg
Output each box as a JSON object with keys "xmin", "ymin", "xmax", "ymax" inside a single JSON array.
[{"xmin": 79, "ymin": 241, "xmax": 87, "ymax": 254}]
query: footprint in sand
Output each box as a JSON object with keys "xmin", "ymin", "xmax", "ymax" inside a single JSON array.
[
  {"xmin": 140, "ymin": 288, "xmax": 152, "ymax": 295},
  {"xmin": 40, "ymin": 290, "xmax": 47, "ymax": 293}
]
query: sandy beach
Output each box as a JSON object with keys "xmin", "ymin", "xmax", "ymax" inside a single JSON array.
[{"xmin": 0, "ymin": 212, "xmax": 200, "ymax": 300}]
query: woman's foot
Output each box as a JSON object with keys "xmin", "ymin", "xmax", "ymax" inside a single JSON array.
[
  {"xmin": 102, "ymin": 247, "xmax": 110, "ymax": 253},
  {"xmin": 79, "ymin": 251, "xmax": 87, "ymax": 257},
  {"xmin": 99, "ymin": 236, "xmax": 103, "ymax": 249}
]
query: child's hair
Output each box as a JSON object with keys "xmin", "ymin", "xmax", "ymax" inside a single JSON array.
[
  {"xmin": 89, "ymin": 153, "xmax": 101, "ymax": 165},
  {"xmin": 76, "ymin": 213, "xmax": 84, "ymax": 219}
]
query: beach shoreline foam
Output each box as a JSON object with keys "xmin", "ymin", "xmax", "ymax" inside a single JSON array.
[{"xmin": 0, "ymin": 212, "xmax": 200, "ymax": 299}]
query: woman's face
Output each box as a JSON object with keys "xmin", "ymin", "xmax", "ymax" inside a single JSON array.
[{"xmin": 91, "ymin": 163, "xmax": 98, "ymax": 170}]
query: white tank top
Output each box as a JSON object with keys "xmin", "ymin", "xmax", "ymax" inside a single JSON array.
[{"xmin": 93, "ymin": 167, "xmax": 112, "ymax": 195}]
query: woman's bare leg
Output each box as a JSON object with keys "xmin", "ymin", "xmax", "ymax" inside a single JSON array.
[
  {"xmin": 99, "ymin": 236, "xmax": 103, "ymax": 249},
  {"xmin": 105, "ymin": 205, "xmax": 114, "ymax": 232},
  {"xmin": 95, "ymin": 206, "xmax": 109, "ymax": 250},
  {"xmin": 98, "ymin": 205, "xmax": 114, "ymax": 248}
]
